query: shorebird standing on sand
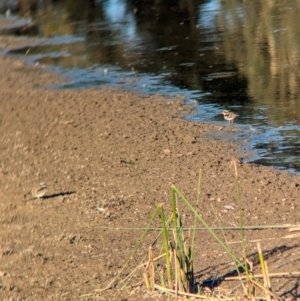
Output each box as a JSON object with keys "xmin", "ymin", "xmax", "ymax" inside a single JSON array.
[
  {"xmin": 31, "ymin": 182, "xmax": 47, "ymax": 199},
  {"xmin": 221, "ymin": 110, "xmax": 238, "ymax": 124}
]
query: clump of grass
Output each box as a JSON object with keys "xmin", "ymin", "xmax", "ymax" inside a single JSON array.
[{"xmin": 93, "ymin": 161, "xmax": 298, "ymax": 300}]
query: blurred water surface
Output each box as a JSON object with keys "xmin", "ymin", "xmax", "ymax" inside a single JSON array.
[{"xmin": 6, "ymin": 0, "xmax": 300, "ymax": 174}]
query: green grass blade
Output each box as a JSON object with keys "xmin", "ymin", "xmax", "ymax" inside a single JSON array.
[
  {"xmin": 191, "ymin": 170, "xmax": 202, "ymax": 268},
  {"xmin": 113, "ymin": 205, "xmax": 161, "ymax": 290},
  {"xmin": 171, "ymin": 185, "xmax": 245, "ymax": 269},
  {"xmin": 159, "ymin": 205, "xmax": 173, "ymax": 288}
]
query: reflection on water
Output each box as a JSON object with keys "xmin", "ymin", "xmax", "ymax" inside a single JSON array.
[{"xmin": 5, "ymin": 0, "xmax": 300, "ymax": 174}]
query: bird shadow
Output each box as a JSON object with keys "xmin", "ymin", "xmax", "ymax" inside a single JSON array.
[{"xmin": 42, "ymin": 191, "xmax": 76, "ymax": 200}]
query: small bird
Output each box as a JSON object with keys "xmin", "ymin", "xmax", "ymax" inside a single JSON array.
[
  {"xmin": 31, "ymin": 182, "xmax": 47, "ymax": 199},
  {"xmin": 221, "ymin": 110, "xmax": 238, "ymax": 124}
]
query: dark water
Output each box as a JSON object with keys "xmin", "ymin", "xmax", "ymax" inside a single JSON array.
[{"xmin": 3, "ymin": 0, "xmax": 300, "ymax": 174}]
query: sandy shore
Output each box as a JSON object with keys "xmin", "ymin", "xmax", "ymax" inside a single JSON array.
[{"xmin": 1, "ymin": 34, "xmax": 300, "ymax": 300}]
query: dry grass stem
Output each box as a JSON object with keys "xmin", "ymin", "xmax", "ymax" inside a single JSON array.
[
  {"xmin": 232, "ymin": 159, "xmax": 238, "ymax": 178},
  {"xmin": 121, "ymin": 252, "xmax": 169, "ymax": 287},
  {"xmin": 225, "ymin": 271, "xmax": 300, "ymax": 280},
  {"xmin": 149, "ymin": 246, "xmax": 155, "ymax": 290},
  {"xmin": 248, "ymin": 278, "xmax": 278, "ymax": 301},
  {"xmin": 153, "ymin": 284, "xmax": 237, "ymax": 300},
  {"xmin": 143, "ymin": 272, "xmax": 151, "ymax": 291},
  {"xmin": 287, "ymin": 226, "xmax": 300, "ymax": 232}
]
